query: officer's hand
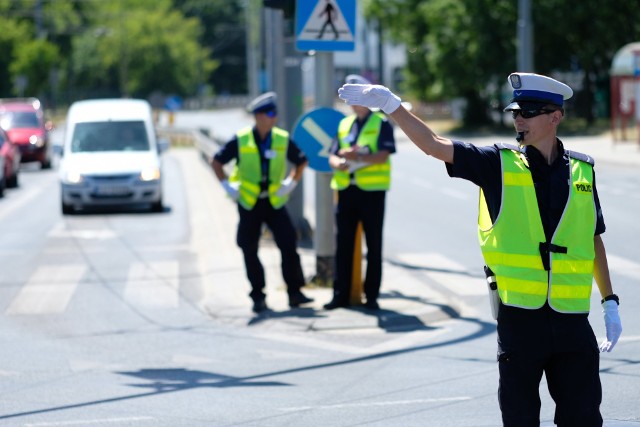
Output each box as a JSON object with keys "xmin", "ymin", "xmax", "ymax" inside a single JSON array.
[
  {"xmin": 221, "ymin": 179, "xmax": 239, "ymax": 200},
  {"xmin": 338, "ymin": 84, "xmax": 401, "ymax": 114},
  {"xmin": 599, "ymin": 300, "xmax": 622, "ymax": 352},
  {"xmin": 276, "ymin": 176, "xmax": 297, "ymax": 197}
]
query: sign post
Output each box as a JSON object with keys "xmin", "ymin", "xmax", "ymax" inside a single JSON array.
[
  {"xmin": 634, "ymin": 49, "xmax": 640, "ymax": 145},
  {"xmin": 295, "ymin": 0, "xmax": 356, "ymax": 288}
]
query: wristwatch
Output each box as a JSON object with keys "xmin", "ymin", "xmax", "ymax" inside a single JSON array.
[{"xmin": 601, "ymin": 294, "xmax": 619, "ymax": 305}]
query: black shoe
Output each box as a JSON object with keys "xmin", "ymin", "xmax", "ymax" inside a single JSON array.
[
  {"xmin": 364, "ymin": 300, "xmax": 380, "ymax": 310},
  {"xmin": 252, "ymin": 299, "xmax": 268, "ymax": 313},
  {"xmin": 323, "ymin": 300, "xmax": 349, "ymax": 310},
  {"xmin": 289, "ymin": 292, "xmax": 314, "ymax": 308}
]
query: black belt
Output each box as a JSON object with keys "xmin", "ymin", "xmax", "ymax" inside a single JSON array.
[{"xmin": 539, "ymin": 242, "xmax": 567, "ymax": 271}]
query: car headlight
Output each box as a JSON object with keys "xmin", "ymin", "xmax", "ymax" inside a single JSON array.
[
  {"xmin": 63, "ymin": 170, "xmax": 84, "ymax": 184},
  {"xmin": 29, "ymin": 135, "xmax": 44, "ymax": 147},
  {"xmin": 140, "ymin": 167, "xmax": 161, "ymax": 181}
]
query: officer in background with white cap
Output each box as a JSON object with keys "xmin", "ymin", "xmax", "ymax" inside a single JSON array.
[
  {"xmin": 337, "ymin": 73, "xmax": 621, "ymax": 426},
  {"xmin": 211, "ymin": 92, "xmax": 313, "ymax": 313},
  {"xmin": 323, "ymin": 74, "xmax": 397, "ymax": 311}
]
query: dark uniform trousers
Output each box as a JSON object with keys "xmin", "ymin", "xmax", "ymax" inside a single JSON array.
[
  {"xmin": 497, "ymin": 304, "xmax": 603, "ymax": 427},
  {"xmin": 332, "ymin": 185, "xmax": 386, "ymax": 304},
  {"xmin": 236, "ymin": 198, "xmax": 305, "ymax": 303}
]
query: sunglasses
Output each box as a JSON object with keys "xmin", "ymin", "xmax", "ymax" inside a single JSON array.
[
  {"xmin": 265, "ymin": 110, "xmax": 277, "ymax": 118},
  {"xmin": 511, "ymin": 109, "xmax": 556, "ymax": 119}
]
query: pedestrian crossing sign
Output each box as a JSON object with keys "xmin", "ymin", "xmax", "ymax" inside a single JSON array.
[{"xmin": 295, "ymin": 0, "xmax": 356, "ymax": 52}]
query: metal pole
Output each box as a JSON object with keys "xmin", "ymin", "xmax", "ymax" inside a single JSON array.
[
  {"xmin": 517, "ymin": 0, "xmax": 534, "ymax": 72},
  {"xmin": 377, "ymin": 19, "xmax": 384, "ymax": 85},
  {"xmin": 284, "ymin": 25, "xmax": 310, "ymax": 242},
  {"xmin": 314, "ymin": 52, "xmax": 335, "ymax": 285},
  {"xmin": 245, "ymin": 0, "xmax": 259, "ymax": 99},
  {"xmin": 265, "ymin": 8, "xmax": 308, "ymax": 241}
]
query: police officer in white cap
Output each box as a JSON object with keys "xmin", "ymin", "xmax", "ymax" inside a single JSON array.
[
  {"xmin": 211, "ymin": 91, "xmax": 313, "ymax": 313},
  {"xmin": 324, "ymin": 74, "xmax": 397, "ymax": 311},
  {"xmin": 337, "ymin": 73, "xmax": 621, "ymax": 425}
]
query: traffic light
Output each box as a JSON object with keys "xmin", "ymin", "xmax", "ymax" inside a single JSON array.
[{"xmin": 263, "ymin": 0, "xmax": 295, "ymax": 19}]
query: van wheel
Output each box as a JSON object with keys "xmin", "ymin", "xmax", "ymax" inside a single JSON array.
[
  {"xmin": 61, "ymin": 201, "xmax": 75, "ymax": 215},
  {"xmin": 151, "ymin": 199, "xmax": 164, "ymax": 213}
]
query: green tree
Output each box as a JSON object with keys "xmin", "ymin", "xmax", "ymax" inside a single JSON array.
[
  {"xmin": 174, "ymin": 0, "xmax": 247, "ymax": 95},
  {"xmin": 365, "ymin": 0, "xmax": 640, "ymax": 125},
  {"xmin": 0, "ymin": 16, "xmax": 31, "ymax": 97},
  {"xmin": 71, "ymin": 0, "xmax": 216, "ymax": 98},
  {"xmin": 9, "ymin": 38, "xmax": 60, "ymax": 97}
]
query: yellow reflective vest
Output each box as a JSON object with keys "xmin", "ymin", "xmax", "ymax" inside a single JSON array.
[
  {"xmin": 478, "ymin": 147, "xmax": 596, "ymax": 313},
  {"xmin": 330, "ymin": 113, "xmax": 391, "ymax": 191},
  {"xmin": 231, "ymin": 126, "xmax": 289, "ymax": 210}
]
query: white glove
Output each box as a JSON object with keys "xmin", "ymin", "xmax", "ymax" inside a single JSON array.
[
  {"xmin": 599, "ymin": 300, "xmax": 622, "ymax": 352},
  {"xmin": 275, "ymin": 176, "xmax": 297, "ymax": 197},
  {"xmin": 221, "ymin": 179, "xmax": 239, "ymax": 200},
  {"xmin": 338, "ymin": 84, "xmax": 402, "ymax": 114}
]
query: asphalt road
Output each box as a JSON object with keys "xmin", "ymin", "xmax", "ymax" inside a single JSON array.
[{"xmin": 0, "ymin": 111, "xmax": 638, "ymax": 426}]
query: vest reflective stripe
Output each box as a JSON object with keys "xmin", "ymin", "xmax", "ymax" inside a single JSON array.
[
  {"xmin": 478, "ymin": 149, "xmax": 596, "ymax": 313},
  {"xmin": 233, "ymin": 127, "xmax": 289, "ymax": 210},
  {"xmin": 331, "ymin": 113, "xmax": 391, "ymax": 191},
  {"xmin": 547, "ymin": 155, "xmax": 595, "ymax": 312}
]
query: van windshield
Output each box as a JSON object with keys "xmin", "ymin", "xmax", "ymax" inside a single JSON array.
[{"xmin": 71, "ymin": 121, "xmax": 149, "ymax": 153}]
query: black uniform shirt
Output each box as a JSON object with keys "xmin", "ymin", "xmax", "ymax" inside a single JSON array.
[
  {"xmin": 445, "ymin": 139, "xmax": 605, "ymax": 239},
  {"xmin": 214, "ymin": 127, "xmax": 308, "ymax": 190},
  {"xmin": 329, "ymin": 111, "xmax": 396, "ymax": 155},
  {"xmin": 446, "ymin": 139, "xmax": 606, "ymax": 347}
]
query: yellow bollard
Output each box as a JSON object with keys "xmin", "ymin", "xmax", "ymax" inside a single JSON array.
[{"xmin": 350, "ymin": 222, "xmax": 364, "ymax": 305}]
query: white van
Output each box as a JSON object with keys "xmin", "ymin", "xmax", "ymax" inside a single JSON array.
[{"xmin": 59, "ymin": 99, "xmax": 166, "ymax": 214}]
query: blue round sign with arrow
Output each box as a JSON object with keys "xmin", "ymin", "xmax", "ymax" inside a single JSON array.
[{"xmin": 292, "ymin": 107, "xmax": 345, "ymax": 172}]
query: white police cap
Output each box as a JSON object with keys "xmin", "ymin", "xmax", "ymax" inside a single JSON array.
[
  {"xmin": 504, "ymin": 73, "xmax": 573, "ymax": 111},
  {"xmin": 247, "ymin": 91, "xmax": 277, "ymax": 114},
  {"xmin": 345, "ymin": 74, "xmax": 371, "ymax": 85}
]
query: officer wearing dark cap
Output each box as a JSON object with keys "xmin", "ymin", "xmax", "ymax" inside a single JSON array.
[
  {"xmin": 324, "ymin": 74, "xmax": 396, "ymax": 311},
  {"xmin": 211, "ymin": 92, "xmax": 313, "ymax": 313},
  {"xmin": 338, "ymin": 73, "xmax": 622, "ymax": 426}
]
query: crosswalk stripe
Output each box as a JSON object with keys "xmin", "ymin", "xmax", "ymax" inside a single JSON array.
[
  {"xmin": 123, "ymin": 261, "xmax": 180, "ymax": 308},
  {"xmin": 605, "ymin": 253, "xmax": 640, "ymax": 280},
  {"xmin": 394, "ymin": 252, "xmax": 486, "ymax": 296},
  {"xmin": 5, "ymin": 265, "xmax": 86, "ymax": 315}
]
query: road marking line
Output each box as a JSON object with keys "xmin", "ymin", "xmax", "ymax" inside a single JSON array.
[
  {"xmin": 47, "ymin": 222, "xmax": 117, "ymax": 240},
  {"xmin": 124, "ymin": 261, "xmax": 180, "ymax": 307},
  {"xmin": 439, "ymin": 187, "xmax": 470, "ymax": 200},
  {"xmin": 0, "ymin": 186, "xmax": 42, "ymax": 222},
  {"xmin": 25, "ymin": 416, "xmax": 155, "ymax": 426},
  {"xmin": 281, "ymin": 396, "xmax": 471, "ymax": 411},
  {"xmin": 606, "ymin": 253, "xmax": 640, "ymax": 280},
  {"xmin": 395, "ymin": 253, "xmax": 485, "ymax": 296},
  {"xmin": 6, "ymin": 265, "xmax": 85, "ymax": 315}
]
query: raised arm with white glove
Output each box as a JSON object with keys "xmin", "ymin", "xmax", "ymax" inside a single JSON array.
[
  {"xmin": 338, "ymin": 84, "xmax": 402, "ymax": 114},
  {"xmin": 221, "ymin": 179, "xmax": 239, "ymax": 200},
  {"xmin": 599, "ymin": 299, "xmax": 622, "ymax": 352},
  {"xmin": 275, "ymin": 176, "xmax": 297, "ymax": 197}
]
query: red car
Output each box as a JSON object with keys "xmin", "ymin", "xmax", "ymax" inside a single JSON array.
[
  {"xmin": 0, "ymin": 125, "xmax": 20, "ymax": 189},
  {"xmin": 0, "ymin": 98, "xmax": 53, "ymax": 169}
]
